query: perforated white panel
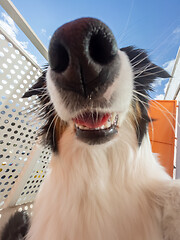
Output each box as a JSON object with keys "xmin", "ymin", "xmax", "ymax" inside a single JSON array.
[
  {"xmin": 16, "ymin": 149, "xmax": 51, "ymax": 205},
  {"xmin": 0, "ymin": 26, "xmax": 51, "ymax": 212}
]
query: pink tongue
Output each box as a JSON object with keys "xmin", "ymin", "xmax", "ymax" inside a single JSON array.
[{"xmin": 73, "ymin": 112, "xmax": 110, "ymax": 129}]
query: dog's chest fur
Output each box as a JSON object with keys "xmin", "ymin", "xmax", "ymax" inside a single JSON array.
[{"xmin": 27, "ymin": 125, "xmax": 169, "ymax": 240}]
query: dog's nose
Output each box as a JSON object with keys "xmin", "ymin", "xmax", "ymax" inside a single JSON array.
[{"xmin": 48, "ymin": 17, "xmax": 119, "ymax": 98}]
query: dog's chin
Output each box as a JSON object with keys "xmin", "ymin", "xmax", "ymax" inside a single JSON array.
[
  {"xmin": 75, "ymin": 125, "xmax": 118, "ymax": 145},
  {"xmin": 71, "ymin": 111, "xmax": 119, "ymax": 145}
]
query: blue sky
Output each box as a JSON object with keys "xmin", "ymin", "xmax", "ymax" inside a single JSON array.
[{"xmin": 0, "ymin": 0, "xmax": 180, "ymax": 99}]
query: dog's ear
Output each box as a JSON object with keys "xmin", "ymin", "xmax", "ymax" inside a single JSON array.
[
  {"xmin": 121, "ymin": 46, "xmax": 171, "ymax": 81},
  {"xmin": 121, "ymin": 46, "xmax": 171, "ymax": 146},
  {"xmin": 22, "ymin": 69, "xmax": 47, "ymax": 98},
  {"xmin": 143, "ymin": 62, "xmax": 171, "ymax": 79}
]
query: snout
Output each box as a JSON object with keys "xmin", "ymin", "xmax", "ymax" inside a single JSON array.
[
  {"xmin": 47, "ymin": 18, "xmax": 133, "ymax": 145},
  {"xmin": 48, "ymin": 17, "xmax": 120, "ymax": 99}
]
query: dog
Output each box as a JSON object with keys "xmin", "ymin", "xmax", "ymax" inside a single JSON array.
[{"xmin": 2, "ymin": 17, "xmax": 180, "ymax": 240}]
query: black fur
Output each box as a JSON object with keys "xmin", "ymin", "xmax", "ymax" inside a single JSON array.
[
  {"xmin": 1, "ymin": 211, "xmax": 29, "ymax": 240},
  {"xmin": 23, "ymin": 67, "xmax": 60, "ymax": 152},
  {"xmin": 121, "ymin": 46, "xmax": 170, "ymax": 145}
]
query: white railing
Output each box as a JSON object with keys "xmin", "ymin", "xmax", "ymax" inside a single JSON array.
[
  {"xmin": 0, "ymin": 0, "xmax": 48, "ymax": 61},
  {"xmin": 0, "ymin": 0, "xmax": 51, "ymax": 235}
]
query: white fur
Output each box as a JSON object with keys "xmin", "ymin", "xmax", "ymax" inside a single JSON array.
[
  {"xmin": 26, "ymin": 120, "xmax": 180, "ymax": 240},
  {"xmin": 26, "ymin": 49, "xmax": 180, "ymax": 240}
]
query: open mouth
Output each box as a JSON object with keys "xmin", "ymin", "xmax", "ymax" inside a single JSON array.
[{"xmin": 73, "ymin": 111, "xmax": 119, "ymax": 144}]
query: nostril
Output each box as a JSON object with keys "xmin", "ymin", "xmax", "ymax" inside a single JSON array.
[
  {"xmin": 48, "ymin": 43, "xmax": 69, "ymax": 73},
  {"xmin": 88, "ymin": 31, "xmax": 118, "ymax": 65}
]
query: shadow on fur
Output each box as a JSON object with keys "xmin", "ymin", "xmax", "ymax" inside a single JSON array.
[{"xmin": 1, "ymin": 211, "xmax": 29, "ymax": 240}]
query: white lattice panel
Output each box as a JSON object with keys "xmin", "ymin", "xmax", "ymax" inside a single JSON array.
[
  {"xmin": 0, "ymin": 26, "xmax": 51, "ymax": 212},
  {"xmin": 16, "ymin": 148, "xmax": 51, "ymax": 205}
]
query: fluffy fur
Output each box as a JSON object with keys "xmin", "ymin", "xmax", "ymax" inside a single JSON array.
[
  {"xmin": 3, "ymin": 18, "xmax": 180, "ymax": 240},
  {"xmin": 26, "ymin": 125, "xmax": 180, "ymax": 240},
  {"xmin": 1, "ymin": 211, "xmax": 29, "ymax": 240}
]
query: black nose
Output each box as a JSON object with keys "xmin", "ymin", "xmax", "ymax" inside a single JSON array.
[{"xmin": 48, "ymin": 17, "xmax": 119, "ymax": 98}]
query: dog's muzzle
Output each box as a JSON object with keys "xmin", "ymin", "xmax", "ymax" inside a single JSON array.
[{"xmin": 48, "ymin": 17, "xmax": 121, "ymax": 144}]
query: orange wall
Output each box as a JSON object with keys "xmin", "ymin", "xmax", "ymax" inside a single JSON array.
[{"xmin": 148, "ymin": 100, "xmax": 177, "ymax": 177}]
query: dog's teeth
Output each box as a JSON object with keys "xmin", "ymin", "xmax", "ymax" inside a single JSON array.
[
  {"xmin": 106, "ymin": 121, "xmax": 112, "ymax": 128},
  {"xmin": 110, "ymin": 113, "xmax": 118, "ymax": 125},
  {"xmin": 74, "ymin": 113, "xmax": 118, "ymax": 131},
  {"xmin": 75, "ymin": 124, "xmax": 88, "ymax": 130},
  {"xmin": 114, "ymin": 114, "xmax": 118, "ymax": 124},
  {"xmin": 80, "ymin": 126, "xmax": 88, "ymax": 130},
  {"xmin": 111, "ymin": 113, "xmax": 116, "ymax": 121}
]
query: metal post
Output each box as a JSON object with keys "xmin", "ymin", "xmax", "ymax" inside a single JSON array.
[{"xmin": 0, "ymin": 0, "xmax": 48, "ymax": 61}]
